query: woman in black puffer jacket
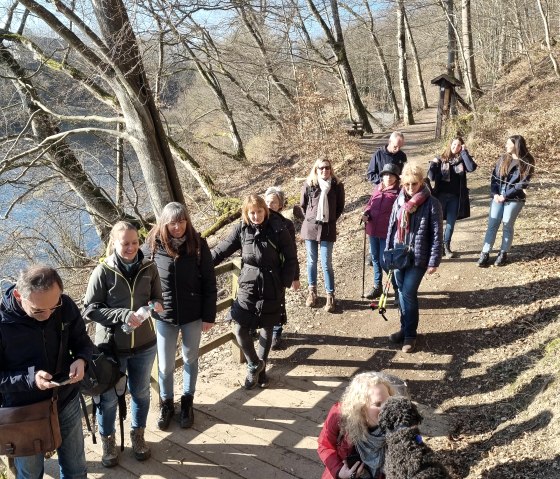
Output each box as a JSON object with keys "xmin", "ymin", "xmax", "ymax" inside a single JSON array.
[
  {"xmin": 143, "ymin": 202, "xmax": 217, "ymax": 431},
  {"xmin": 212, "ymin": 194, "xmax": 297, "ymax": 390}
]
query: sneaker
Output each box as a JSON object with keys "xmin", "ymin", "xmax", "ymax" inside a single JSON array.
[
  {"xmin": 157, "ymin": 398, "xmax": 174, "ymax": 431},
  {"xmin": 100, "ymin": 434, "xmax": 119, "ymax": 468},
  {"xmin": 365, "ymin": 284, "xmax": 383, "ymax": 299},
  {"xmin": 271, "ymin": 335, "xmax": 282, "ymax": 350},
  {"xmin": 477, "ymin": 252, "xmax": 490, "ymax": 267},
  {"xmin": 402, "ymin": 338, "xmax": 416, "ymax": 353},
  {"xmin": 389, "ymin": 330, "xmax": 405, "ymax": 344},
  {"xmin": 244, "ymin": 360, "xmax": 265, "ymax": 390},
  {"xmin": 258, "ymin": 361, "xmax": 269, "ymax": 388},
  {"xmin": 494, "ymin": 251, "xmax": 507, "ymax": 266}
]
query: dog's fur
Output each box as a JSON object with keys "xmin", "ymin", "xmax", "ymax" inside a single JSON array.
[{"xmin": 378, "ymin": 397, "xmax": 450, "ymax": 479}]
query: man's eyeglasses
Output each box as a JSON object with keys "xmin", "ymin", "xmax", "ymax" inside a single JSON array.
[
  {"xmin": 22, "ymin": 296, "xmax": 63, "ymax": 315},
  {"xmin": 317, "ymin": 166, "xmax": 331, "ymax": 171}
]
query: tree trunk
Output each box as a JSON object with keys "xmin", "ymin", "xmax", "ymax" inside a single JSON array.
[
  {"xmin": 461, "ymin": 0, "xmax": 481, "ymax": 92},
  {"xmin": 403, "ymin": 10, "xmax": 428, "ymax": 109},
  {"xmin": 306, "ymin": 0, "xmax": 373, "ymax": 132},
  {"xmin": 536, "ymin": 0, "xmax": 560, "ymax": 77},
  {"xmin": 396, "ymin": 0, "xmax": 414, "ymax": 125},
  {"xmin": 446, "ymin": 0, "xmax": 456, "ymax": 75}
]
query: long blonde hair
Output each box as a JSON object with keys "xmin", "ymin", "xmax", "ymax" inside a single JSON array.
[
  {"xmin": 106, "ymin": 221, "xmax": 137, "ymax": 257},
  {"xmin": 339, "ymin": 372, "xmax": 395, "ymax": 444},
  {"xmin": 306, "ymin": 158, "xmax": 338, "ymax": 187}
]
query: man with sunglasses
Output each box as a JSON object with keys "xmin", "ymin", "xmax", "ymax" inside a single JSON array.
[
  {"xmin": 366, "ymin": 131, "xmax": 407, "ymax": 185},
  {"xmin": 0, "ymin": 265, "xmax": 93, "ymax": 478}
]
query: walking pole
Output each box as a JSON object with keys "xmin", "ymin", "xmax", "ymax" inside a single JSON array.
[{"xmin": 361, "ymin": 221, "xmax": 367, "ymax": 298}]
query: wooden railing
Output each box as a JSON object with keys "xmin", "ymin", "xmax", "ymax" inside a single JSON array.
[{"xmin": 149, "ymin": 257, "xmax": 244, "ymax": 392}]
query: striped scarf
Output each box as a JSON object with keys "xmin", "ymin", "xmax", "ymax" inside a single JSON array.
[{"xmin": 396, "ymin": 185, "xmax": 431, "ymax": 244}]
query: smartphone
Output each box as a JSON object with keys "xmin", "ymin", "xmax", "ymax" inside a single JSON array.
[
  {"xmin": 346, "ymin": 453, "xmax": 362, "ymax": 469},
  {"xmin": 50, "ymin": 373, "xmax": 72, "ymax": 386}
]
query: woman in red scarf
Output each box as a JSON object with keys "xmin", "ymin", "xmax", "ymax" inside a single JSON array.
[{"xmin": 385, "ymin": 164, "xmax": 443, "ymax": 353}]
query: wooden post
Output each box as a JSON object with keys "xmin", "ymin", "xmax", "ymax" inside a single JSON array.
[{"xmin": 435, "ymin": 86, "xmax": 445, "ymax": 139}]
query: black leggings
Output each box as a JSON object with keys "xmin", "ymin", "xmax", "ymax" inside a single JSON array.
[{"xmin": 233, "ymin": 323, "xmax": 273, "ymax": 365}]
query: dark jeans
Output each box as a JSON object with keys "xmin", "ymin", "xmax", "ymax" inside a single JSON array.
[
  {"xmin": 394, "ymin": 265, "xmax": 427, "ymax": 339},
  {"xmin": 438, "ymin": 193, "xmax": 459, "ymax": 243},
  {"xmin": 234, "ymin": 323, "xmax": 273, "ymax": 364}
]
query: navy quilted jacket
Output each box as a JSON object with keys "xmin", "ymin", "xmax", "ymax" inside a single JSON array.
[{"xmin": 386, "ymin": 190, "xmax": 443, "ymax": 269}]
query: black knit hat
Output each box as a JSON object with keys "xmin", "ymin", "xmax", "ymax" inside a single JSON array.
[{"xmin": 380, "ymin": 163, "xmax": 401, "ymax": 178}]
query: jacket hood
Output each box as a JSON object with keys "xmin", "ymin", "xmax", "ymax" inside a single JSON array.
[{"xmin": 0, "ymin": 284, "xmax": 29, "ymax": 324}]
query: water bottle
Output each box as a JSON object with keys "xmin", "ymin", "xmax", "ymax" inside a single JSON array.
[{"xmin": 121, "ymin": 304, "xmax": 155, "ymax": 334}]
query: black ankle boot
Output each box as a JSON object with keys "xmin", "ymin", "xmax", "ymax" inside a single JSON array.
[
  {"xmin": 494, "ymin": 251, "xmax": 508, "ymax": 266},
  {"xmin": 477, "ymin": 252, "xmax": 490, "ymax": 267},
  {"xmin": 157, "ymin": 399, "xmax": 174, "ymax": 431},
  {"xmin": 180, "ymin": 394, "xmax": 194, "ymax": 429}
]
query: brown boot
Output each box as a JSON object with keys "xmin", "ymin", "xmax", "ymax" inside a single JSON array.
[
  {"xmin": 305, "ymin": 286, "xmax": 317, "ymax": 307},
  {"xmin": 130, "ymin": 427, "xmax": 151, "ymax": 461},
  {"xmin": 324, "ymin": 293, "xmax": 336, "ymax": 313}
]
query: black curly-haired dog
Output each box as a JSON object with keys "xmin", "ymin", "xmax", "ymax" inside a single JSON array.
[{"xmin": 378, "ymin": 397, "xmax": 450, "ymax": 479}]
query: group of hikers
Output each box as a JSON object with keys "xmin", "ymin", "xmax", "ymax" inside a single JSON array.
[{"xmin": 0, "ymin": 129, "xmax": 534, "ymax": 478}]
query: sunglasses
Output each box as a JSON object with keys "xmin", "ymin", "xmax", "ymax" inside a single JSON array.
[
  {"xmin": 403, "ymin": 182, "xmax": 419, "ymax": 188},
  {"xmin": 317, "ymin": 166, "xmax": 331, "ymax": 171},
  {"xmin": 22, "ymin": 296, "xmax": 63, "ymax": 315}
]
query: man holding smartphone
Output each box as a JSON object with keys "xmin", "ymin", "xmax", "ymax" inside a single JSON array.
[{"xmin": 0, "ymin": 265, "xmax": 93, "ymax": 479}]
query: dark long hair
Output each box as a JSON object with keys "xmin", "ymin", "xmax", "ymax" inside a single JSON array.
[
  {"xmin": 146, "ymin": 202, "xmax": 199, "ymax": 258},
  {"xmin": 499, "ymin": 135, "xmax": 535, "ymax": 178}
]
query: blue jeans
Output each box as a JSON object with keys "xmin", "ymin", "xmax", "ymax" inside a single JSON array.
[
  {"xmin": 394, "ymin": 266, "xmax": 427, "ymax": 339},
  {"xmin": 157, "ymin": 320, "xmax": 202, "ymax": 399},
  {"xmin": 438, "ymin": 193, "xmax": 459, "ymax": 243},
  {"xmin": 97, "ymin": 344, "xmax": 156, "ymax": 436},
  {"xmin": 482, "ymin": 200, "xmax": 525, "ymax": 253},
  {"xmin": 305, "ymin": 240, "xmax": 335, "ymax": 293},
  {"xmin": 14, "ymin": 394, "xmax": 87, "ymax": 479},
  {"xmin": 369, "ymin": 236, "xmax": 386, "ymax": 286}
]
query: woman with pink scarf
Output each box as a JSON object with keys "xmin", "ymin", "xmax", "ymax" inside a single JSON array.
[{"xmin": 385, "ymin": 164, "xmax": 442, "ymax": 353}]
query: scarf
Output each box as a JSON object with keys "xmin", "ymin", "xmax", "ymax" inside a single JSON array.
[
  {"xmin": 440, "ymin": 156, "xmax": 464, "ymax": 182},
  {"xmin": 170, "ymin": 236, "xmax": 186, "ymax": 251},
  {"xmin": 316, "ymin": 177, "xmax": 332, "ymax": 223},
  {"xmin": 396, "ymin": 185, "xmax": 431, "ymax": 244},
  {"xmin": 354, "ymin": 427, "xmax": 386, "ymax": 478}
]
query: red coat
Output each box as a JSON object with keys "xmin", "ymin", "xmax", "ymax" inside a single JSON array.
[
  {"xmin": 318, "ymin": 403, "xmax": 354, "ymax": 479},
  {"xmin": 363, "ymin": 183, "xmax": 399, "ymax": 238}
]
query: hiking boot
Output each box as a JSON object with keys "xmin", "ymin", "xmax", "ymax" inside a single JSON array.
[
  {"xmin": 157, "ymin": 398, "xmax": 174, "ymax": 431},
  {"xmin": 100, "ymin": 434, "xmax": 119, "ymax": 468},
  {"xmin": 180, "ymin": 394, "xmax": 194, "ymax": 429},
  {"xmin": 402, "ymin": 338, "xmax": 417, "ymax": 353},
  {"xmin": 389, "ymin": 330, "xmax": 405, "ymax": 344},
  {"xmin": 494, "ymin": 251, "xmax": 507, "ymax": 266},
  {"xmin": 477, "ymin": 252, "xmax": 490, "ymax": 267},
  {"xmin": 271, "ymin": 335, "xmax": 282, "ymax": 350},
  {"xmin": 130, "ymin": 427, "xmax": 151, "ymax": 461},
  {"xmin": 324, "ymin": 293, "xmax": 336, "ymax": 313},
  {"xmin": 305, "ymin": 286, "xmax": 317, "ymax": 307},
  {"xmin": 244, "ymin": 360, "xmax": 265, "ymax": 390},
  {"xmin": 365, "ymin": 284, "xmax": 383, "ymax": 299},
  {"xmin": 257, "ymin": 361, "xmax": 269, "ymax": 389},
  {"xmin": 444, "ymin": 242, "xmax": 456, "ymax": 259}
]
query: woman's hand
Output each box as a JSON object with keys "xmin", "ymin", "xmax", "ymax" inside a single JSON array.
[
  {"xmin": 493, "ymin": 194, "xmax": 505, "ymax": 204},
  {"xmin": 427, "ymin": 267, "xmax": 438, "ymax": 274},
  {"xmin": 339, "ymin": 460, "xmax": 364, "ymax": 479},
  {"xmin": 430, "ymin": 157, "xmax": 440, "ymax": 164},
  {"xmin": 202, "ymin": 322, "xmax": 214, "ymax": 333},
  {"xmin": 291, "ymin": 279, "xmax": 301, "ymax": 291},
  {"xmin": 150, "ymin": 301, "xmax": 164, "ymax": 313},
  {"xmin": 361, "ymin": 213, "xmax": 369, "ymax": 224},
  {"xmin": 126, "ymin": 312, "xmax": 143, "ymax": 329}
]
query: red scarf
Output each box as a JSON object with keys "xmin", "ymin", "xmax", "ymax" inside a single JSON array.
[{"xmin": 396, "ymin": 185, "xmax": 431, "ymax": 244}]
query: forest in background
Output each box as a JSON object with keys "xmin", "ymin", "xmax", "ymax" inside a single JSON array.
[{"xmin": 0, "ymin": 0, "xmax": 559, "ymax": 278}]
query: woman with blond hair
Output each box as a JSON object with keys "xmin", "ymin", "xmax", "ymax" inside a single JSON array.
[
  {"xmin": 143, "ymin": 202, "xmax": 217, "ymax": 430},
  {"xmin": 477, "ymin": 135, "xmax": 535, "ymax": 267},
  {"xmin": 300, "ymin": 158, "xmax": 345, "ymax": 312},
  {"xmin": 386, "ymin": 163, "xmax": 442, "ymax": 353},
  {"xmin": 84, "ymin": 221, "xmax": 163, "ymax": 467},
  {"xmin": 212, "ymin": 194, "xmax": 297, "ymax": 389},
  {"xmin": 318, "ymin": 372, "xmax": 397, "ymax": 479}
]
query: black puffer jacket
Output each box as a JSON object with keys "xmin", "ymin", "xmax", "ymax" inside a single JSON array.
[
  {"xmin": 143, "ymin": 235, "xmax": 217, "ymax": 325},
  {"xmin": 212, "ymin": 215, "xmax": 297, "ymax": 328},
  {"xmin": 0, "ymin": 286, "xmax": 93, "ymax": 411}
]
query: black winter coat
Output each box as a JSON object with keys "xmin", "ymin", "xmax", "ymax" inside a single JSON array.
[
  {"xmin": 212, "ymin": 215, "xmax": 298, "ymax": 329},
  {"xmin": 0, "ymin": 286, "xmax": 93, "ymax": 411},
  {"xmin": 142, "ymin": 238, "xmax": 218, "ymax": 325},
  {"xmin": 367, "ymin": 146, "xmax": 407, "ymax": 185},
  {"xmin": 490, "ymin": 155, "xmax": 534, "ymax": 201},
  {"xmin": 428, "ymin": 149, "xmax": 477, "ymax": 220},
  {"xmin": 143, "ymin": 236, "xmax": 217, "ymax": 325}
]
